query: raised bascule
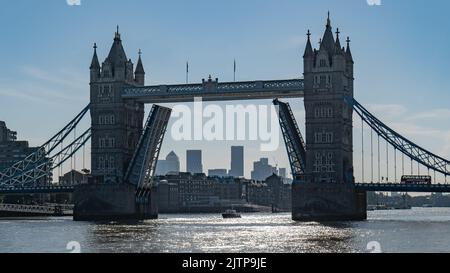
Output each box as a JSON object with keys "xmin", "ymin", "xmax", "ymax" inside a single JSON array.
[{"xmin": 1, "ymin": 15, "xmax": 450, "ymax": 221}]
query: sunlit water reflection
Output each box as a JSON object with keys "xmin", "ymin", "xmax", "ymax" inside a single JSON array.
[{"xmin": 1, "ymin": 208, "xmax": 450, "ymax": 253}]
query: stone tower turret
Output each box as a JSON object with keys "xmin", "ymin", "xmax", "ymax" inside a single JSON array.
[
  {"xmin": 89, "ymin": 27, "xmax": 145, "ymax": 183},
  {"xmin": 90, "ymin": 43, "xmax": 100, "ymax": 82},
  {"xmin": 135, "ymin": 49, "xmax": 145, "ymax": 86},
  {"xmin": 303, "ymin": 14, "xmax": 355, "ymax": 184},
  {"xmin": 293, "ymin": 14, "xmax": 365, "ymax": 222}
]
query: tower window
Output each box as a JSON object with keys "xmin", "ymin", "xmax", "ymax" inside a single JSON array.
[
  {"xmin": 98, "ymin": 85, "xmax": 113, "ymax": 98},
  {"xmin": 314, "ymin": 106, "xmax": 334, "ymax": 118},
  {"xmin": 98, "ymin": 156, "xmax": 104, "ymax": 170},
  {"xmin": 109, "ymin": 156, "xmax": 115, "ymax": 170},
  {"xmin": 98, "ymin": 114, "xmax": 115, "ymax": 125},
  {"xmin": 314, "ymin": 131, "xmax": 333, "ymax": 144},
  {"xmin": 99, "ymin": 137, "xmax": 115, "ymax": 148},
  {"xmin": 320, "ymin": 59, "xmax": 327, "ymax": 67}
]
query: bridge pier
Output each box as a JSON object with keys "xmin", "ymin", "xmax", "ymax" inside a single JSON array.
[
  {"xmin": 294, "ymin": 15, "xmax": 364, "ymax": 221},
  {"xmin": 292, "ymin": 182, "xmax": 366, "ymax": 221},
  {"xmin": 135, "ymin": 186, "xmax": 158, "ymax": 220},
  {"xmin": 73, "ymin": 182, "xmax": 158, "ymax": 221}
]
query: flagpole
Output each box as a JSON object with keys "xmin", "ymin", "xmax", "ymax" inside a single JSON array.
[
  {"xmin": 233, "ymin": 59, "xmax": 236, "ymax": 82},
  {"xmin": 186, "ymin": 61, "xmax": 189, "ymax": 84}
]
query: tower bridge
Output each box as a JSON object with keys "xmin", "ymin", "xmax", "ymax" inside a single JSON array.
[{"xmin": 1, "ymin": 15, "xmax": 450, "ymax": 221}]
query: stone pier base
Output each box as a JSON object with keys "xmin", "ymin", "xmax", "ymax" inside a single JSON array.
[
  {"xmin": 73, "ymin": 183, "xmax": 158, "ymax": 221},
  {"xmin": 135, "ymin": 186, "xmax": 158, "ymax": 220},
  {"xmin": 292, "ymin": 182, "xmax": 367, "ymax": 221}
]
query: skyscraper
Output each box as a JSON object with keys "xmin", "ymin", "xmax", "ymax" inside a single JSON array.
[
  {"xmin": 251, "ymin": 158, "xmax": 277, "ymax": 181},
  {"xmin": 186, "ymin": 150, "xmax": 203, "ymax": 174},
  {"xmin": 229, "ymin": 146, "xmax": 244, "ymax": 177},
  {"xmin": 156, "ymin": 151, "xmax": 180, "ymax": 176},
  {"xmin": 0, "ymin": 121, "xmax": 17, "ymax": 142},
  {"xmin": 0, "ymin": 121, "xmax": 39, "ymax": 174}
]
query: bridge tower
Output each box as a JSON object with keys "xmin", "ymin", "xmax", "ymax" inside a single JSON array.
[
  {"xmin": 89, "ymin": 28, "xmax": 145, "ymax": 183},
  {"xmin": 293, "ymin": 14, "xmax": 366, "ymax": 221},
  {"xmin": 74, "ymin": 28, "xmax": 148, "ymax": 221}
]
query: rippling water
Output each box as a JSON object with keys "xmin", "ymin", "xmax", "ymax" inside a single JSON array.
[{"xmin": 1, "ymin": 208, "xmax": 450, "ymax": 253}]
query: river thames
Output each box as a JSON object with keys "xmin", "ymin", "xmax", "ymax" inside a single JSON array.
[{"xmin": 1, "ymin": 207, "xmax": 449, "ymax": 253}]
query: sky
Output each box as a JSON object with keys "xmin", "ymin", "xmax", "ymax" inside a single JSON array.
[{"xmin": 0, "ymin": 0, "xmax": 450, "ymax": 181}]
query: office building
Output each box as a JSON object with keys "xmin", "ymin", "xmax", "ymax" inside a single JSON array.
[
  {"xmin": 251, "ymin": 158, "xmax": 277, "ymax": 181},
  {"xmin": 229, "ymin": 146, "xmax": 244, "ymax": 177},
  {"xmin": 156, "ymin": 151, "xmax": 180, "ymax": 176},
  {"xmin": 186, "ymin": 150, "xmax": 203, "ymax": 174},
  {"xmin": 0, "ymin": 121, "xmax": 38, "ymax": 171}
]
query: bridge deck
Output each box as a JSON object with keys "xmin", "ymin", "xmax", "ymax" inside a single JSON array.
[
  {"xmin": 122, "ymin": 79, "xmax": 304, "ymax": 103},
  {"xmin": 0, "ymin": 186, "xmax": 75, "ymax": 194},
  {"xmin": 355, "ymin": 183, "xmax": 450, "ymax": 193}
]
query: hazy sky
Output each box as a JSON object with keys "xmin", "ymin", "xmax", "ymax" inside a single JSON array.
[{"xmin": 0, "ymin": 0, "xmax": 449, "ymax": 181}]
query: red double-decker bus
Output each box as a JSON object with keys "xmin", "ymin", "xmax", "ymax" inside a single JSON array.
[{"xmin": 401, "ymin": 175, "xmax": 432, "ymax": 185}]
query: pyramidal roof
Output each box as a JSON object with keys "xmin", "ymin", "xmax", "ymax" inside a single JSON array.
[
  {"xmin": 105, "ymin": 26, "xmax": 128, "ymax": 67},
  {"xmin": 135, "ymin": 50, "xmax": 145, "ymax": 74},
  {"xmin": 334, "ymin": 28, "xmax": 344, "ymax": 55},
  {"xmin": 346, "ymin": 37, "xmax": 354, "ymax": 62},
  {"xmin": 90, "ymin": 43, "xmax": 100, "ymax": 69},
  {"xmin": 303, "ymin": 30, "xmax": 314, "ymax": 57},
  {"xmin": 319, "ymin": 13, "xmax": 336, "ymax": 55},
  {"xmin": 166, "ymin": 151, "xmax": 179, "ymax": 160}
]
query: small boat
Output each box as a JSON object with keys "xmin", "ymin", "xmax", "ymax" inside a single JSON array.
[{"xmin": 222, "ymin": 209, "xmax": 241, "ymax": 218}]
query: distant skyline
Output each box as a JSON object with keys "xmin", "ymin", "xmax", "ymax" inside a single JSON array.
[
  {"xmin": 1, "ymin": 1, "xmax": 450, "ymax": 179},
  {"xmin": 159, "ymin": 146, "xmax": 279, "ymax": 180}
]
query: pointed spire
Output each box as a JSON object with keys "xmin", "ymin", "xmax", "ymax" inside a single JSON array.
[
  {"xmin": 320, "ymin": 12, "xmax": 335, "ymax": 55},
  {"xmin": 346, "ymin": 36, "xmax": 353, "ymax": 62},
  {"xmin": 90, "ymin": 43, "xmax": 100, "ymax": 69},
  {"xmin": 135, "ymin": 49, "xmax": 145, "ymax": 74},
  {"xmin": 335, "ymin": 28, "xmax": 343, "ymax": 54},
  {"xmin": 115, "ymin": 25, "xmax": 121, "ymax": 40},
  {"xmin": 303, "ymin": 30, "xmax": 314, "ymax": 58},
  {"xmin": 106, "ymin": 26, "xmax": 127, "ymax": 67},
  {"xmin": 327, "ymin": 11, "xmax": 331, "ymax": 27}
]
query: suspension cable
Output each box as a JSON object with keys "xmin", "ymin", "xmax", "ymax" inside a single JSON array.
[
  {"xmin": 386, "ymin": 140, "xmax": 389, "ymax": 182},
  {"xmin": 394, "ymin": 148, "xmax": 397, "ymax": 183},
  {"xmin": 402, "ymin": 153, "xmax": 405, "ymax": 177},
  {"xmin": 362, "ymin": 118, "xmax": 364, "ymax": 183},
  {"xmin": 378, "ymin": 134, "xmax": 381, "ymax": 182},
  {"xmin": 371, "ymin": 129, "xmax": 374, "ymax": 183},
  {"xmin": 61, "ymin": 139, "xmax": 64, "ymax": 178},
  {"xmin": 83, "ymin": 145, "xmax": 86, "ymax": 170},
  {"xmin": 59, "ymin": 140, "xmax": 62, "ymax": 178},
  {"xmin": 74, "ymin": 127, "xmax": 77, "ymax": 170},
  {"xmin": 411, "ymin": 157, "xmax": 413, "ymax": 175}
]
